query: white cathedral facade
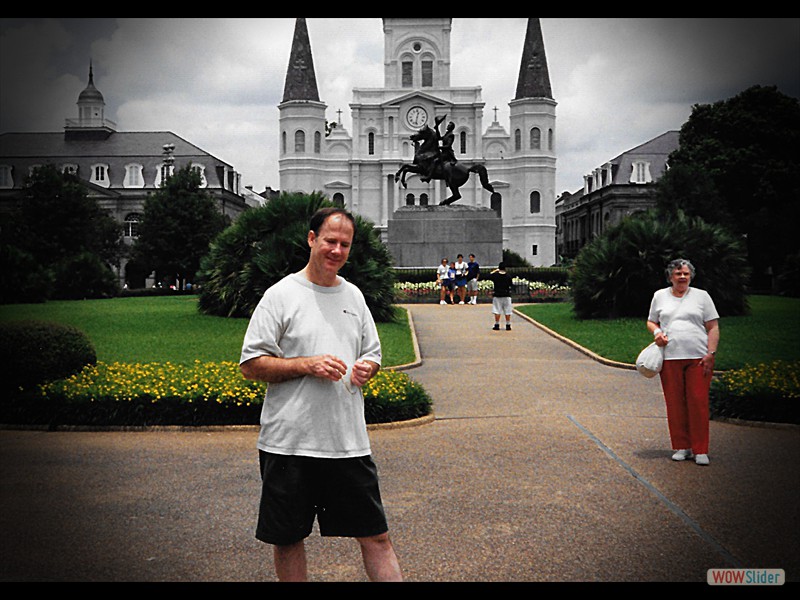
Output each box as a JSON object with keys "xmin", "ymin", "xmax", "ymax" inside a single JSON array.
[{"xmin": 278, "ymin": 18, "xmax": 556, "ymax": 266}]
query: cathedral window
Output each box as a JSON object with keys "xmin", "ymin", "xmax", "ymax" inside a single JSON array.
[
  {"xmin": 420, "ymin": 193, "xmax": 429, "ymax": 206},
  {"xmin": 314, "ymin": 131, "xmax": 321, "ymax": 153},
  {"xmin": 491, "ymin": 193, "xmax": 502, "ymax": 218},
  {"xmin": 530, "ymin": 191, "xmax": 541, "ymax": 213},
  {"xmin": 332, "ymin": 193, "xmax": 345, "ymax": 208},
  {"xmin": 421, "ymin": 60, "xmax": 433, "ymax": 87},
  {"xmin": 295, "ymin": 130, "xmax": 305, "ymax": 153},
  {"xmin": 368, "ymin": 132, "xmax": 375, "ymax": 155},
  {"xmin": 405, "ymin": 193, "xmax": 415, "ymax": 206},
  {"xmin": 402, "ymin": 61, "xmax": 413, "ymax": 87},
  {"xmin": 548, "ymin": 128, "xmax": 554, "ymax": 150},
  {"xmin": 460, "ymin": 131, "xmax": 467, "ymax": 154},
  {"xmin": 282, "ymin": 131, "xmax": 287, "ymax": 154},
  {"xmin": 514, "ymin": 129, "xmax": 521, "ymax": 151},
  {"xmin": 530, "ymin": 127, "xmax": 541, "ymax": 150}
]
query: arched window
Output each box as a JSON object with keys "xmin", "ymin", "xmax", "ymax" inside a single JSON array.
[
  {"xmin": 421, "ymin": 60, "xmax": 433, "ymax": 86},
  {"xmin": 124, "ymin": 213, "xmax": 142, "ymax": 238},
  {"xmin": 332, "ymin": 193, "xmax": 345, "ymax": 208},
  {"xmin": 529, "ymin": 191, "xmax": 541, "ymax": 213},
  {"xmin": 405, "ymin": 193, "xmax": 415, "ymax": 206},
  {"xmin": 514, "ymin": 129, "xmax": 521, "ymax": 151},
  {"xmin": 282, "ymin": 131, "xmax": 286, "ymax": 154},
  {"xmin": 491, "ymin": 193, "xmax": 502, "ymax": 218},
  {"xmin": 368, "ymin": 132, "xmax": 375, "ymax": 155},
  {"xmin": 420, "ymin": 193, "xmax": 429, "ymax": 206},
  {"xmin": 314, "ymin": 131, "xmax": 321, "ymax": 153},
  {"xmin": 460, "ymin": 131, "xmax": 467, "ymax": 154},
  {"xmin": 530, "ymin": 127, "xmax": 541, "ymax": 150},
  {"xmin": 548, "ymin": 128, "xmax": 554, "ymax": 151},
  {"xmin": 294, "ymin": 130, "xmax": 305, "ymax": 153}
]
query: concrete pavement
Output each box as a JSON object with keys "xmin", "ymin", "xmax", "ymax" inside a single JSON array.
[{"xmin": 1, "ymin": 302, "xmax": 798, "ymax": 582}]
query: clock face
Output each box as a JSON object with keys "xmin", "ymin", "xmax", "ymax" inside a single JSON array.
[{"xmin": 406, "ymin": 106, "xmax": 428, "ymax": 128}]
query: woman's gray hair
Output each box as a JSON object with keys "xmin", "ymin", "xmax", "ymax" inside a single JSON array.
[{"xmin": 665, "ymin": 258, "xmax": 695, "ymax": 282}]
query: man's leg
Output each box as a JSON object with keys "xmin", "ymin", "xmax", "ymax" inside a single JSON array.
[
  {"xmin": 273, "ymin": 541, "xmax": 308, "ymax": 581},
  {"xmin": 358, "ymin": 533, "xmax": 403, "ymax": 581}
]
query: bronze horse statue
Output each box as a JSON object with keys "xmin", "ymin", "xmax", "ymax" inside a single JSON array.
[{"xmin": 394, "ymin": 125, "xmax": 495, "ymax": 206}]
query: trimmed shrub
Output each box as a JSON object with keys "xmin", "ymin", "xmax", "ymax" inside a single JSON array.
[{"xmin": 0, "ymin": 320, "xmax": 96, "ymax": 392}]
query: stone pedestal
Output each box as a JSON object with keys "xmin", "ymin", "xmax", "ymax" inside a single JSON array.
[{"xmin": 387, "ymin": 205, "xmax": 503, "ymax": 267}]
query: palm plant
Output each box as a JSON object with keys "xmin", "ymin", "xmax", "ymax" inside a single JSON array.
[
  {"xmin": 570, "ymin": 209, "xmax": 749, "ymax": 319},
  {"xmin": 197, "ymin": 192, "xmax": 397, "ymax": 322}
]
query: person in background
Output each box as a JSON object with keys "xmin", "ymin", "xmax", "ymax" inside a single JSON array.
[
  {"xmin": 647, "ymin": 258, "xmax": 719, "ymax": 467},
  {"xmin": 487, "ymin": 262, "xmax": 514, "ymax": 330},
  {"xmin": 466, "ymin": 253, "xmax": 480, "ymax": 304},
  {"xmin": 436, "ymin": 257, "xmax": 450, "ymax": 305},
  {"xmin": 454, "ymin": 254, "xmax": 468, "ymax": 304},
  {"xmin": 240, "ymin": 207, "xmax": 403, "ymax": 581},
  {"xmin": 446, "ymin": 261, "xmax": 457, "ymax": 305}
]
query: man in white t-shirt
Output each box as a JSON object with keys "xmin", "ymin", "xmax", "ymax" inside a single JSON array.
[{"xmin": 240, "ymin": 207, "xmax": 402, "ymax": 581}]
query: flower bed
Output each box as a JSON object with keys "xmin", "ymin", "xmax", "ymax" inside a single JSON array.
[
  {"xmin": 710, "ymin": 360, "xmax": 800, "ymax": 425},
  {"xmin": 393, "ymin": 277, "xmax": 570, "ymax": 303},
  {"xmin": 2, "ymin": 361, "xmax": 432, "ymax": 427}
]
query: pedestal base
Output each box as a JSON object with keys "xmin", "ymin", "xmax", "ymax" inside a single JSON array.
[{"xmin": 387, "ymin": 205, "xmax": 503, "ymax": 268}]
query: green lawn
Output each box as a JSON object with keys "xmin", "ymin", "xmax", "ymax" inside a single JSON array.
[
  {"xmin": 0, "ymin": 297, "xmax": 416, "ymax": 368},
  {"xmin": 1, "ymin": 295, "xmax": 795, "ymax": 371},
  {"xmin": 516, "ymin": 295, "xmax": 800, "ymax": 370}
]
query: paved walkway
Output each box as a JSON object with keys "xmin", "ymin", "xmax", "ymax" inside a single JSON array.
[{"xmin": 1, "ymin": 303, "xmax": 798, "ymax": 582}]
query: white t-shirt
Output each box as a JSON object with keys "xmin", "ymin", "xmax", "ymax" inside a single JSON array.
[
  {"xmin": 436, "ymin": 264, "xmax": 449, "ymax": 281},
  {"xmin": 647, "ymin": 286, "xmax": 719, "ymax": 360},
  {"xmin": 454, "ymin": 261, "xmax": 467, "ymax": 278},
  {"xmin": 240, "ymin": 272, "xmax": 382, "ymax": 458}
]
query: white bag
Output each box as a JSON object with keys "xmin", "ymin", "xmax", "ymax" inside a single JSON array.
[{"xmin": 636, "ymin": 342, "xmax": 664, "ymax": 378}]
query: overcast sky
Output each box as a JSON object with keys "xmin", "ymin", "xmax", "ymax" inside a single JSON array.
[{"xmin": 2, "ymin": 17, "xmax": 798, "ymax": 195}]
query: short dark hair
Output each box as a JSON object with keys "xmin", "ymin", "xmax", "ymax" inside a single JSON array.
[
  {"xmin": 498, "ymin": 261, "xmax": 506, "ymax": 270},
  {"xmin": 310, "ymin": 207, "xmax": 356, "ymax": 236}
]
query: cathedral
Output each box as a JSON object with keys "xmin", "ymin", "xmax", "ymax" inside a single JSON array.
[{"xmin": 278, "ymin": 18, "xmax": 557, "ymax": 266}]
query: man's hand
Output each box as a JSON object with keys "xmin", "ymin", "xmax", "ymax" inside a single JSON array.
[
  {"xmin": 350, "ymin": 360, "xmax": 379, "ymax": 388},
  {"xmin": 307, "ymin": 354, "xmax": 348, "ymax": 381}
]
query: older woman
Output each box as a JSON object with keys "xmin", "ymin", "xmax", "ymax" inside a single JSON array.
[{"xmin": 647, "ymin": 258, "xmax": 720, "ymax": 466}]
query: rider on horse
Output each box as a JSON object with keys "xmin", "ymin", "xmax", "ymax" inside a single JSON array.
[{"xmin": 420, "ymin": 115, "xmax": 456, "ymax": 183}]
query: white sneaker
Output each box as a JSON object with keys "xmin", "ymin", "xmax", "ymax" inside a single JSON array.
[
  {"xmin": 440, "ymin": 300, "xmax": 446, "ymax": 305},
  {"xmin": 695, "ymin": 454, "xmax": 709, "ymax": 466},
  {"xmin": 459, "ymin": 301, "xmax": 465, "ymax": 304},
  {"xmin": 671, "ymin": 449, "xmax": 693, "ymax": 461}
]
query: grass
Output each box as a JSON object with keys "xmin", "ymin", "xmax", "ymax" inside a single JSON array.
[
  {"xmin": 516, "ymin": 295, "xmax": 800, "ymax": 370},
  {"xmin": 0, "ymin": 296, "xmax": 416, "ymax": 368},
  {"xmin": 1, "ymin": 294, "xmax": 796, "ymax": 372}
]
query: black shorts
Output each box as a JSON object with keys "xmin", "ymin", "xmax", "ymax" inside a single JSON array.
[{"xmin": 256, "ymin": 451, "xmax": 389, "ymax": 546}]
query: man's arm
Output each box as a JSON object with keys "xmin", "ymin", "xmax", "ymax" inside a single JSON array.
[{"xmin": 241, "ymin": 354, "xmax": 348, "ymax": 384}]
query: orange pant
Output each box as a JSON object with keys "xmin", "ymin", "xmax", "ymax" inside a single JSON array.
[{"xmin": 659, "ymin": 358, "xmax": 712, "ymax": 454}]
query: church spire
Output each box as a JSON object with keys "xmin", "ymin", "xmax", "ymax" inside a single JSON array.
[
  {"xmin": 514, "ymin": 18, "xmax": 552, "ymax": 100},
  {"xmin": 282, "ymin": 18, "xmax": 320, "ymax": 102}
]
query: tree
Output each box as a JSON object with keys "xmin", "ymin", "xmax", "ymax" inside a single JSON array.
[
  {"xmin": 570, "ymin": 209, "xmax": 750, "ymax": 319},
  {"xmin": 197, "ymin": 192, "xmax": 397, "ymax": 322},
  {"xmin": 132, "ymin": 166, "xmax": 228, "ymax": 289},
  {"xmin": 657, "ymin": 85, "xmax": 800, "ymax": 290},
  {"xmin": 0, "ymin": 164, "xmax": 122, "ymax": 302}
]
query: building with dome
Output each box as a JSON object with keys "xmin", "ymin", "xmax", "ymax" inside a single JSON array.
[
  {"xmin": 0, "ymin": 62, "xmax": 251, "ymax": 287},
  {"xmin": 278, "ymin": 18, "xmax": 557, "ymax": 266}
]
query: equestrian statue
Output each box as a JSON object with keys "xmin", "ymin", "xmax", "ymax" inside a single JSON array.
[{"xmin": 394, "ymin": 114, "xmax": 495, "ymax": 206}]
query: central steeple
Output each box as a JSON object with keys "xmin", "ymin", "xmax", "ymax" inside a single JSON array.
[{"xmin": 282, "ymin": 18, "xmax": 320, "ymax": 102}]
